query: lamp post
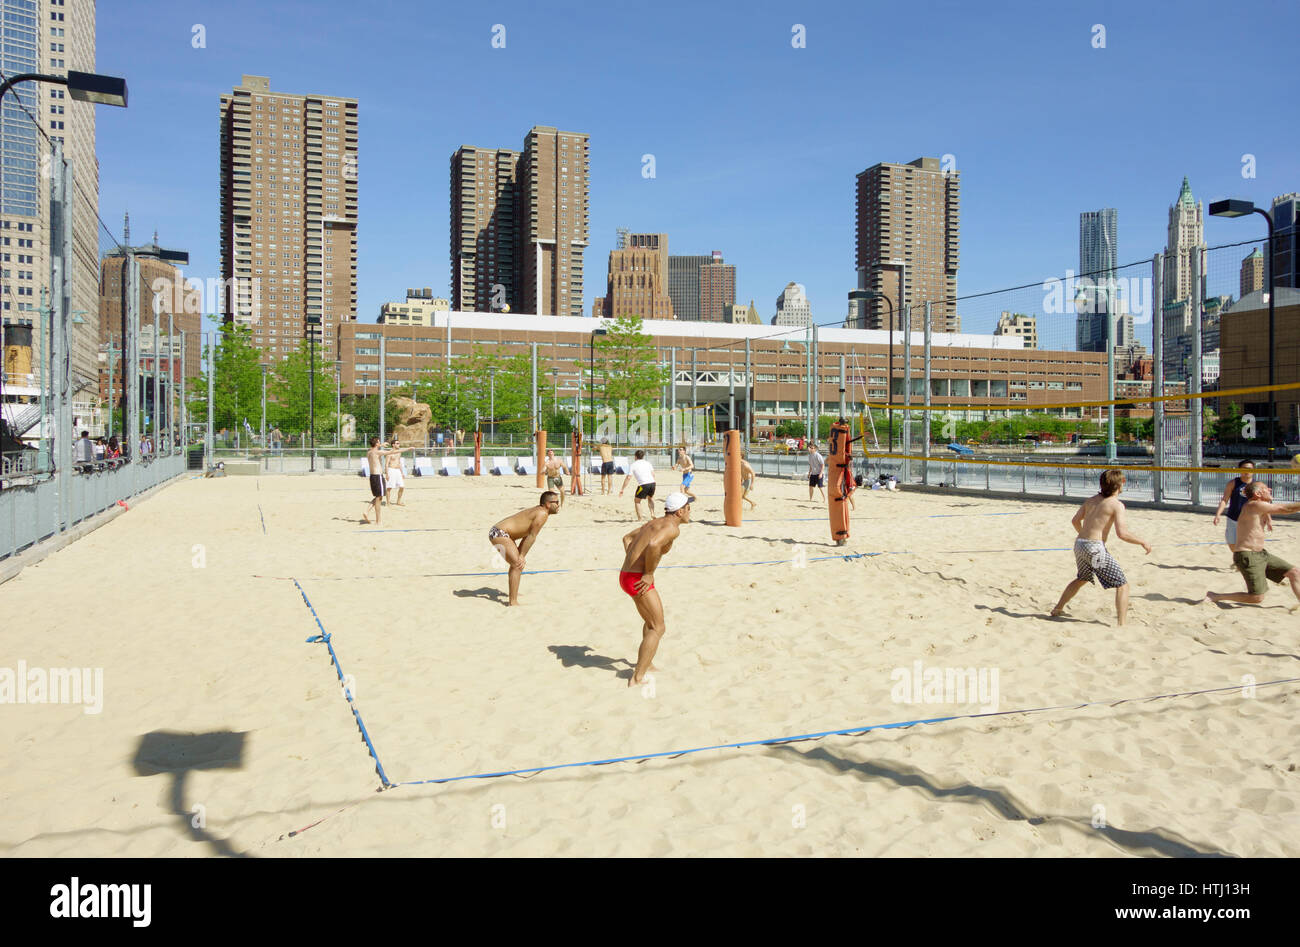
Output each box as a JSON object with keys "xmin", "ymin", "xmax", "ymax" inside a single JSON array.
[
  {"xmin": 489, "ymin": 366, "xmax": 497, "ymax": 442},
  {"xmin": 335, "ymin": 360, "xmax": 342, "ymax": 447},
  {"xmin": 306, "ymin": 313, "xmax": 320, "ymax": 471},
  {"xmin": 589, "ymin": 325, "xmax": 607, "ymax": 438},
  {"xmin": 260, "ymin": 364, "xmax": 268, "ymax": 449},
  {"xmin": 858, "ymin": 289, "xmax": 895, "ymax": 449},
  {"xmin": 1209, "ymin": 199, "xmax": 1277, "ymax": 455}
]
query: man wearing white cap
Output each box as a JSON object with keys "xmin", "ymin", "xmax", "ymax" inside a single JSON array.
[{"xmin": 619, "ymin": 492, "xmax": 693, "ymax": 686}]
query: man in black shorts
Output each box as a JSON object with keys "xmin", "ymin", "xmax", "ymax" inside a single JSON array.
[
  {"xmin": 598, "ymin": 438, "xmax": 616, "ymax": 494},
  {"xmin": 362, "ymin": 436, "xmax": 407, "ymax": 525},
  {"xmin": 620, "ymin": 449, "xmax": 658, "ymax": 520}
]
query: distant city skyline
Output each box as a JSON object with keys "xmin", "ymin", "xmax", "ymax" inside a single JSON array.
[{"xmin": 89, "ymin": 1, "xmax": 1297, "ymax": 348}]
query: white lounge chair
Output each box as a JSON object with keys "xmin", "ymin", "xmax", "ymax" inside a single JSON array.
[
  {"xmin": 589, "ymin": 454, "xmax": 602, "ymax": 475},
  {"xmin": 517, "ymin": 456, "xmax": 537, "ymax": 475},
  {"xmin": 413, "ymin": 457, "xmax": 435, "ymax": 477},
  {"xmin": 440, "ymin": 457, "xmax": 462, "ymax": 477},
  {"xmin": 490, "ymin": 456, "xmax": 511, "ymax": 476},
  {"xmin": 358, "ymin": 460, "xmax": 371, "ymax": 477},
  {"xmin": 614, "ymin": 456, "xmax": 630, "ymax": 474}
]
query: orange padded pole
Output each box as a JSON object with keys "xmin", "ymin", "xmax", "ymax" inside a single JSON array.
[
  {"xmin": 723, "ymin": 429, "xmax": 742, "ymax": 526},
  {"xmin": 536, "ymin": 429, "xmax": 546, "ymax": 488},
  {"xmin": 570, "ymin": 430, "xmax": 584, "ymax": 495},
  {"xmin": 828, "ymin": 420, "xmax": 854, "ymax": 545},
  {"xmin": 473, "ymin": 428, "xmax": 482, "ymax": 476}
]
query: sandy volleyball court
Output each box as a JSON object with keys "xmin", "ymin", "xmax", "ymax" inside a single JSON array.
[{"xmin": 1, "ymin": 468, "xmax": 1298, "ymax": 857}]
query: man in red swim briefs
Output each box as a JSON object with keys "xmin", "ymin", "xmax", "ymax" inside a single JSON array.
[{"xmin": 619, "ymin": 492, "xmax": 693, "ymax": 687}]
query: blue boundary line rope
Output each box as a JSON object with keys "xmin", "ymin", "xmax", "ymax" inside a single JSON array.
[
  {"xmin": 391, "ymin": 676, "xmax": 1300, "ymax": 788},
  {"xmin": 294, "ymin": 578, "xmax": 393, "ymax": 788},
  {"xmin": 252, "ymin": 538, "xmax": 1280, "ymax": 582}
]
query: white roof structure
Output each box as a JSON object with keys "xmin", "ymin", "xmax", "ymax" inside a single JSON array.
[{"xmin": 429, "ymin": 310, "xmax": 1024, "ymax": 350}]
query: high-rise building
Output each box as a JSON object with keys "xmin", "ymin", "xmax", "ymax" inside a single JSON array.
[
  {"xmin": 379, "ymin": 288, "xmax": 449, "ymax": 326},
  {"xmin": 668, "ymin": 254, "xmax": 710, "ymax": 322},
  {"xmin": 594, "ymin": 232, "xmax": 673, "ymax": 320},
  {"xmin": 1240, "ymin": 248, "xmax": 1266, "ymax": 298},
  {"xmin": 698, "ymin": 251, "xmax": 735, "ymax": 322},
  {"xmin": 219, "ymin": 75, "xmax": 359, "ymax": 363},
  {"xmin": 1077, "ymin": 209, "xmax": 1119, "ymax": 352},
  {"xmin": 1160, "ymin": 177, "xmax": 1206, "ymax": 383},
  {"xmin": 449, "ymin": 126, "xmax": 590, "ymax": 317},
  {"xmin": 1273, "ymin": 193, "xmax": 1299, "ymax": 290},
  {"xmin": 97, "ymin": 233, "xmax": 202, "ymax": 415},
  {"xmin": 854, "ymin": 156, "xmax": 960, "ymax": 332},
  {"xmin": 450, "ymin": 146, "xmax": 519, "ymax": 312},
  {"xmin": 0, "ymin": 0, "xmax": 101, "ymax": 403},
  {"xmin": 772, "ymin": 282, "xmax": 812, "ymax": 327},
  {"xmin": 723, "ymin": 300, "xmax": 761, "ymax": 324},
  {"xmin": 994, "ymin": 311, "xmax": 1038, "ymax": 349}
]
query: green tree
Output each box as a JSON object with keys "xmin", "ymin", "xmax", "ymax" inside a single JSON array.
[
  {"xmin": 592, "ymin": 315, "xmax": 670, "ymax": 411},
  {"xmin": 188, "ymin": 323, "xmax": 263, "ymax": 435},
  {"xmin": 267, "ymin": 340, "xmax": 338, "ymax": 440},
  {"xmin": 339, "ymin": 393, "xmax": 401, "ymax": 443}
]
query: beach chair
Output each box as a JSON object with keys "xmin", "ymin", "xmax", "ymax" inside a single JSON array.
[
  {"xmin": 589, "ymin": 454, "xmax": 602, "ymax": 475},
  {"xmin": 614, "ymin": 456, "xmax": 629, "ymax": 474},
  {"xmin": 413, "ymin": 457, "xmax": 435, "ymax": 477},
  {"xmin": 517, "ymin": 456, "xmax": 537, "ymax": 476},
  {"xmin": 440, "ymin": 457, "xmax": 462, "ymax": 477},
  {"xmin": 490, "ymin": 456, "xmax": 511, "ymax": 476},
  {"xmin": 358, "ymin": 459, "xmax": 371, "ymax": 477}
]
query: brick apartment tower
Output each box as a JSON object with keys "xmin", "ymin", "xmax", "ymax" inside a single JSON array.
[
  {"xmin": 0, "ymin": 0, "xmax": 101, "ymax": 399},
  {"xmin": 855, "ymin": 157, "xmax": 961, "ymax": 332},
  {"xmin": 1240, "ymin": 248, "xmax": 1265, "ymax": 298},
  {"xmin": 450, "ymin": 126, "xmax": 590, "ymax": 316},
  {"xmin": 698, "ymin": 250, "xmax": 736, "ymax": 322},
  {"xmin": 594, "ymin": 232, "xmax": 674, "ymax": 319},
  {"xmin": 219, "ymin": 75, "xmax": 358, "ymax": 363}
]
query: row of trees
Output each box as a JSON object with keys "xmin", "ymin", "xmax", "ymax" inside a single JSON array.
[{"xmin": 185, "ymin": 316, "xmax": 671, "ymax": 443}]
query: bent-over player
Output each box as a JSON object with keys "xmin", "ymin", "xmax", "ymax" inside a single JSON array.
[{"xmin": 488, "ymin": 491, "xmax": 561, "ymax": 606}]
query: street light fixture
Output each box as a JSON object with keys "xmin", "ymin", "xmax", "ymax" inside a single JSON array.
[
  {"xmin": 589, "ymin": 325, "xmax": 607, "ymax": 437},
  {"xmin": 1209, "ymin": 198, "xmax": 1277, "ymax": 455},
  {"xmin": 857, "ymin": 289, "xmax": 896, "ymax": 450}
]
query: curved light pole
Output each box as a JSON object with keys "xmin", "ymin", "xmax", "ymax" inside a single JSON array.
[
  {"xmin": 1210, "ymin": 199, "xmax": 1277, "ymax": 454},
  {"xmin": 859, "ymin": 289, "xmax": 896, "ymax": 449}
]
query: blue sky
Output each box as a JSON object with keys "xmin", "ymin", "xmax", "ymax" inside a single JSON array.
[{"xmin": 96, "ymin": 0, "xmax": 1299, "ymax": 345}]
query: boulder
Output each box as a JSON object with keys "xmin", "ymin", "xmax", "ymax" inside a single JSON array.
[{"xmin": 391, "ymin": 396, "xmax": 432, "ymax": 446}]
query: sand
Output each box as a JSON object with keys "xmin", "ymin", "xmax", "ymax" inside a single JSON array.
[{"xmin": 1, "ymin": 466, "xmax": 1298, "ymax": 857}]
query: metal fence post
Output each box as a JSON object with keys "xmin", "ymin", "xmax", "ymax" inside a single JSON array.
[
  {"xmin": 1152, "ymin": 253, "xmax": 1164, "ymax": 504},
  {"xmin": 1191, "ymin": 248, "xmax": 1204, "ymax": 507},
  {"xmin": 922, "ymin": 301, "xmax": 931, "ymax": 486}
]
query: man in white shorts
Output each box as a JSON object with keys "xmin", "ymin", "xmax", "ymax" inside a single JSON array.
[{"xmin": 385, "ymin": 437, "xmax": 407, "ymax": 506}]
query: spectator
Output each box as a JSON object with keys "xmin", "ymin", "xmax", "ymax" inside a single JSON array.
[
  {"xmin": 107, "ymin": 435, "xmax": 121, "ymax": 458},
  {"xmin": 74, "ymin": 430, "xmax": 94, "ymax": 465}
]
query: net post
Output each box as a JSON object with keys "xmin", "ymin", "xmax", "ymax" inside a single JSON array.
[
  {"xmin": 1152, "ymin": 253, "xmax": 1165, "ymax": 504},
  {"xmin": 1191, "ymin": 248, "xmax": 1204, "ymax": 507}
]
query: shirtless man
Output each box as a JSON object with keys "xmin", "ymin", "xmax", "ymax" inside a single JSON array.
[
  {"xmin": 543, "ymin": 448, "xmax": 565, "ymax": 508},
  {"xmin": 1206, "ymin": 481, "xmax": 1300, "ymax": 608},
  {"xmin": 385, "ymin": 437, "xmax": 407, "ymax": 506},
  {"xmin": 488, "ymin": 491, "xmax": 561, "ymax": 606},
  {"xmin": 1050, "ymin": 468, "xmax": 1152, "ymax": 626},
  {"xmin": 619, "ymin": 492, "xmax": 693, "ymax": 686},
  {"xmin": 673, "ymin": 447, "xmax": 697, "ymax": 501},
  {"xmin": 598, "ymin": 438, "xmax": 615, "ymax": 494},
  {"xmin": 362, "ymin": 437, "xmax": 408, "ymax": 525},
  {"xmin": 739, "ymin": 455, "xmax": 757, "ymax": 510}
]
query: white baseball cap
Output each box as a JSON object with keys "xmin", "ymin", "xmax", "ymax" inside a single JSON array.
[{"xmin": 664, "ymin": 492, "xmax": 694, "ymax": 513}]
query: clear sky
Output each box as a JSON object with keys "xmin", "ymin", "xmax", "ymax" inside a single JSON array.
[{"xmin": 96, "ymin": 0, "xmax": 1299, "ymax": 346}]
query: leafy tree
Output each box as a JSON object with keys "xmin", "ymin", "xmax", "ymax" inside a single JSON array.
[
  {"xmin": 339, "ymin": 393, "xmax": 401, "ymax": 443},
  {"xmin": 592, "ymin": 315, "xmax": 670, "ymax": 411},
  {"xmin": 268, "ymin": 340, "xmax": 338, "ymax": 439},
  {"xmin": 188, "ymin": 323, "xmax": 263, "ymax": 435}
]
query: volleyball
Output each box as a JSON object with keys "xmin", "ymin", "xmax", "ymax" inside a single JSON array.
[{"xmin": 1292, "ymin": 453, "xmax": 1300, "ymax": 468}]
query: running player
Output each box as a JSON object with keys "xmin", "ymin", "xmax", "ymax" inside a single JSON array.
[
  {"xmin": 619, "ymin": 492, "xmax": 693, "ymax": 686},
  {"xmin": 619, "ymin": 449, "xmax": 657, "ymax": 520},
  {"xmin": 488, "ymin": 491, "xmax": 562, "ymax": 606},
  {"xmin": 674, "ymin": 447, "xmax": 697, "ymax": 501},
  {"xmin": 1050, "ymin": 468, "xmax": 1152, "ymax": 626}
]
